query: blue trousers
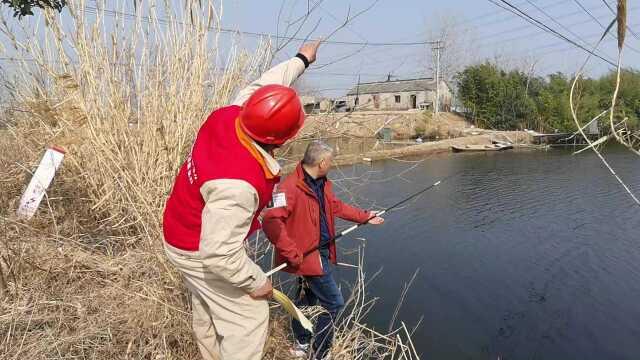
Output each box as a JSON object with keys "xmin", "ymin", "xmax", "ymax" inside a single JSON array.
[{"xmin": 291, "ymin": 255, "xmax": 345, "ymax": 359}]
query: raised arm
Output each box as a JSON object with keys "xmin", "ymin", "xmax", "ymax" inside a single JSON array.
[
  {"xmin": 232, "ymin": 41, "xmax": 321, "ymax": 106},
  {"xmin": 332, "ymin": 196, "xmax": 371, "ymax": 224},
  {"xmin": 332, "ymin": 193, "xmax": 385, "ymax": 225}
]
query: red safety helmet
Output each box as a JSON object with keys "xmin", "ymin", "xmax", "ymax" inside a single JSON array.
[{"xmin": 239, "ymin": 84, "xmax": 305, "ymax": 145}]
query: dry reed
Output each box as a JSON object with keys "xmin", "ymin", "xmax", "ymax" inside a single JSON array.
[{"xmin": 0, "ymin": 1, "xmax": 419, "ymax": 359}]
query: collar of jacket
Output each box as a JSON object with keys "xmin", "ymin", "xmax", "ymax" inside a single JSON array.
[
  {"xmin": 294, "ymin": 162, "xmax": 330, "ymax": 198},
  {"xmin": 235, "ymin": 117, "xmax": 280, "ymax": 179},
  {"xmin": 302, "ymin": 165, "xmax": 326, "ymax": 189}
]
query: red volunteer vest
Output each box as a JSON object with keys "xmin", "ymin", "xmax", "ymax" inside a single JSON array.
[{"xmin": 162, "ymin": 105, "xmax": 279, "ymax": 251}]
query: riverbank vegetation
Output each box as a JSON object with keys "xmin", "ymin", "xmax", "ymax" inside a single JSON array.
[{"xmin": 457, "ymin": 62, "xmax": 640, "ymax": 132}]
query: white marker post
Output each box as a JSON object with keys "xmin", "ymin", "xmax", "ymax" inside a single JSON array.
[{"xmin": 16, "ymin": 147, "xmax": 66, "ymax": 219}]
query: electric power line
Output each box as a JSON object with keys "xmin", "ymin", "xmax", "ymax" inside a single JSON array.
[
  {"xmin": 492, "ymin": 23, "xmax": 639, "ymax": 61},
  {"xmin": 314, "ymin": 2, "xmax": 612, "ymax": 75},
  {"xmin": 306, "ymin": 71, "xmax": 391, "ymax": 77},
  {"xmin": 600, "ymin": 0, "xmax": 640, "ymax": 40},
  {"xmin": 573, "ymin": 0, "xmax": 640, "ymax": 54},
  {"xmin": 447, "ymin": 0, "xmax": 572, "ymax": 30},
  {"xmin": 525, "ymin": 0, "xmax": 601, "ymax": 49},
  {"xmin": 480, "ymin": 4, "xmax": 599, "ymax": 40},
  {"xmin": 487, "ymin": 0, "xmax": 617, "ymax": 66},
  {"xmin": 4, "ymin": 2, "xmax": 636, "ymax": 90},
  {"xmin": 67, "ymin": 3, "xmax": 640, "ymax": 73},
  {"xmin": 473, "ymin": 0, "xmax": 573, "ymax": 28},
  {"xmin": 574, "ymin": 0, "xmax": 605, "ymax": 28},
  {"xmin": 361, "ymin": 0, "xmax": 574, "ymax": 49},
  {"xmin": 83, "ymin": 5, "xmax": 439, "ymax": 47},
  {"xmin": 477, "ymin": 6, "xmax": 638, "ymax": 49}
]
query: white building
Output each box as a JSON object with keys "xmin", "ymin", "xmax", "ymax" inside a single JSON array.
[
  {"xmin": 345, "ymin": 78, "xmax": 451, "ymax": 111},
  {"xmin": 299, "ymin": 95, "xmax": 334, "ymax": 114}
]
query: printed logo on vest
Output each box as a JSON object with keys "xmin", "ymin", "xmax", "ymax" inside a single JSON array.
[{"xmin": 186, "ymin": 146, "xmax": 198, "ymax": 184}]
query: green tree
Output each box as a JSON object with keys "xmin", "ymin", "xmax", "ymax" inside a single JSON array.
[
  {"xmin": 537, "ymin": 73, "xmax": 571, "ymax": 131},
  {"xmin": 457, "ymin": 63, "xmax": 537, "ymax": 130},
  {"xmin": 457, "ymin": 63, "xmax": 640, "ymax": 132},
  {"xmin": 457, "ymin": 62, "xmax": 502, "ymax": 128},
  {"xmin": 597, "ymin": 69, "xmax": 640, "ymax": 129},
  {"xmin": 2, "ymin": 0, "xmax": 65, "ymax": 17}
]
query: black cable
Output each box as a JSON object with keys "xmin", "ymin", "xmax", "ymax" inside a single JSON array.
[
  {"xmin": 524, "ymin": 0, "xmax": 599, "ymax": 49},
  {"xmin": 481, "ymin": 5, "xmax": 595, "ymax": 41},
  {"xmin": 573, "ymin": 0, "xmax": 640, "ymax": 53},
  {"xmin": 82, "ymin": 5, "xmax": 439, "ymax": 47},
  {"xmin": 600, "ymin": 0, "xmax": 640, "ymax": 40},
  {"xmin": 575, "ymin": 0, "xmax": 605, "ymax": 27},
  {"xmin": 449, "ymin": 0, "xmax": 571, "ymax": 30},
  {"xmin": 487, "ymin": 0, "xmax": 617, "ymax": 66},
  {"xmin": 478, "ymin": 6, "xmax": 637, "ymax": 49}
]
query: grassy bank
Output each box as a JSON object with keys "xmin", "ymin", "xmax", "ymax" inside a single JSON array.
[{"xmin": 0, "ymin": 129, "xmax": 419, "ymax": 360}]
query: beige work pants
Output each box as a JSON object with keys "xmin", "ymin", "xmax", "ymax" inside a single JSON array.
[{"xmin": 164, "ymin": 243, "xmax": 269, "ymax": 360}]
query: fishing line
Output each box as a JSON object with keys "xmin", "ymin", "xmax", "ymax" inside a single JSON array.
[{"xmin": 265, "ymin": 171, "xmax": 462, "ymax": 276}]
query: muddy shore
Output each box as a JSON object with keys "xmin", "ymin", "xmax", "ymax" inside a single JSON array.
[{"xmin": 281, "ymin": 130, "xmax": 535, "ymax": 173}]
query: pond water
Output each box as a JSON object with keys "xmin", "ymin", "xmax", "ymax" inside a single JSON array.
[{"xmin": 327, "ymin": 146, "xmax": 640, "ymax": 359}]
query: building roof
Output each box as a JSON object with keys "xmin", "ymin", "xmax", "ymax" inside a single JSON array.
[{"xmin": 346, "ymin": 78, "xmax": 436, "ymax": 96}]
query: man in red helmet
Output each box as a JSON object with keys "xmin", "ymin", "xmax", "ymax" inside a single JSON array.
[{"xmin": 162, "ymin": 41, "xmax": 321, "ymax": 360}]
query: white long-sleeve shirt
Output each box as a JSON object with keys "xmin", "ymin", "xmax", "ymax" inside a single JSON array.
[{"xmin": 197, "ymin": 57, "xmax": 306, "ymax": 293}]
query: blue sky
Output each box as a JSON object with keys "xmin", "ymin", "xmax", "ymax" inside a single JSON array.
[
  {"xmin": 1, "ymin": 0, "xmax": 637, "ymax": 99},
  {"xmin": 218, "ymin": 0, "xmax": 639, "ymax": 97}
]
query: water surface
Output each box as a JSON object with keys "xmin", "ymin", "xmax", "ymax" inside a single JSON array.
[{"xmin": 329, "ymin": 146, "xmax": 640, "ymax": 359}]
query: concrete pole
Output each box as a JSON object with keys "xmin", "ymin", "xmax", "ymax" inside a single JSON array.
[{"xmin": 432, "ymin": 40, "xmax": 443, "ymax": 120}]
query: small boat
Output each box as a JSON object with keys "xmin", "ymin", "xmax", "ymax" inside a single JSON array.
[{"xmin": 451, "ymin": 143, "xmax": 513, "ymax": 152}]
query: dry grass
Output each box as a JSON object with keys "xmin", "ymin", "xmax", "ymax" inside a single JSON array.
[{"xmin": 0, "ymin": 1, "xmax": 419, "ymax": 359}]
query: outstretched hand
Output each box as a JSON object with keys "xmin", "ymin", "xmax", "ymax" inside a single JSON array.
[
  {"xmin": 367, "ymin": 211, "xmax": 385, "ymax": 225},
  {"xmin": 298, "ymin": 40, "xmax": 322, "ymax": 64},
  {"xmin": 287, "ymin": 250, "xmax": 303, "ymax": 268}
]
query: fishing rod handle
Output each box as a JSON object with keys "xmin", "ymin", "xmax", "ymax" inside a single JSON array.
[
  {"xmin": 265, "ymin": 262, "xmax": 287, "ymax": 277},
  {"xmin": 301, "ymin": 219, "xmax": 367, "ymax": 257},
  {"xmin": 265, "ymin": 232, "xmax": 347, "ymax": 276},
  {"xmin": 266, "ymin": 217, "xmax": 376, "ymax": 276}
]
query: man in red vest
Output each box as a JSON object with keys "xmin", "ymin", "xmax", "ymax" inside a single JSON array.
[
  {"xmin": 163, "ymin": 41, "xmax": 321, "ymax": 360},
  {"xmin": 263, "ymin": 140, "xmax": 385, "ymax": 360}
]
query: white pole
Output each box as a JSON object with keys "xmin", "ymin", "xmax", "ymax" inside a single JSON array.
[
  {"xmin": 265, "ymin": 222, "xmax": 363, "ymax": 277},
  {"xmin": 434, "ymin": 41, "xmax": 441, "ymax": 119},
  {"xmin": 266, "ymin": 263, "xmax": 287, "ymax": 277},
  {"xmin": 17, "ymin": 147, "xmax": 65, "ymax": 219}
]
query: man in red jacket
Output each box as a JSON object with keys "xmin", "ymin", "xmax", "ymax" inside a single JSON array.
[{"xmin": 263, "ymin": 141, "xmax": 384, "ymax": 360}]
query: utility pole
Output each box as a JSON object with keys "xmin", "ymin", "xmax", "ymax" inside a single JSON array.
[{"xmin": 431, "ymin": 40, "xmax": 444, "ymax": 119}]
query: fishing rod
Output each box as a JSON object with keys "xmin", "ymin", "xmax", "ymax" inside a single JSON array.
[{"xmin": 265, "ymin": 174, "xmax": 456, "ymax": 277}]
